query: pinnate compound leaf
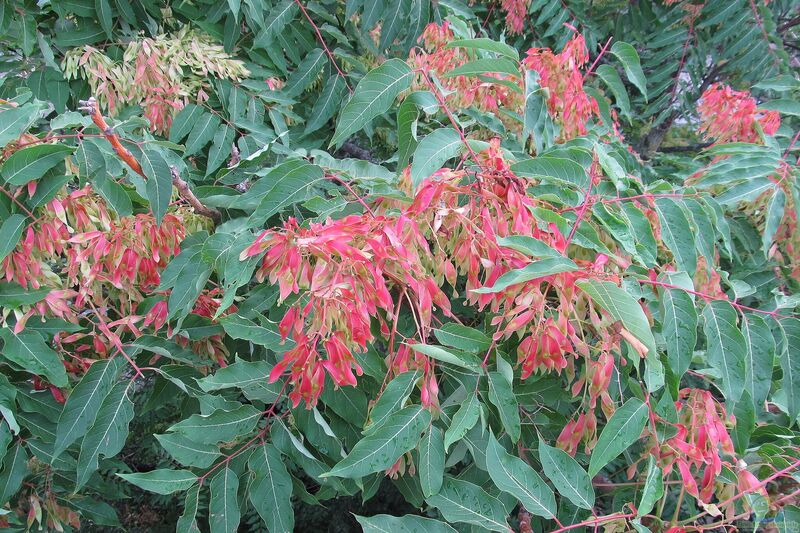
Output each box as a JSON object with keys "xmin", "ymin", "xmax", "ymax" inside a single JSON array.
[
  {"xmin": 486, "ymin": 432, "xmax": 557, "ymax": 519},
  {"xmin": 588, "ymin": 397, "xmax": 648, "ymax": 476},
  {"xmin": 117, "ymin": 469, "xmax": 196, "ymax": 495},
  {"xmin": 539, "ymin": 440, "xmax": 595, "ymax": 510},
  {"xmin": 249, "ymin": 443, "xmax": 294, "ymax": 533},
  {"xmin": 702, "ymin": 301, "xmax": 747, "ymax": 404},
  {"xmin": 426, "ymin": 477, "xmax": 510, "ymax": 532},
  {"xmin": 325, "ymin": 405, "xmax": 430, "ymax": 479},
  {"xmin": 330, "ymin": 59, "xmax": 412, "ymax": 147}
]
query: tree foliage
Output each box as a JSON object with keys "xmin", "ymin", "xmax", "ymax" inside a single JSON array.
[{"xmin": 0, "ymin": 0, "xmax": 799, "ymax": 531}]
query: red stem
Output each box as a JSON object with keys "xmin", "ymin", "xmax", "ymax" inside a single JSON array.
[
  {"xmin": 294, "ymin": 0, "xmax": 353, "ymax": 94},
  {"xmin": 583, "ymin": 37, "xmax": 613, "ymax": 81}
]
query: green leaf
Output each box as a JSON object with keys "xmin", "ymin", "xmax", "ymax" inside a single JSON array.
[
  {"xmin": 778, "ymin": 318, "xmax": 800, "ymax": 422},
  {"xmin": 472, "ymin": 257, "xmax": 578, "ymax": 294},
  {"xmin": 55, "ymin": 358, "xmax": 125, "ymax": 457},
  {"xmin": 330, "ymin": 59, "xmax": 412, "ymax": 147},
  {"xmin": 426, "ymin": 477, "xmax": 509, "ymax": 532},
  {"xmin": 140, "ymin": 149, "xmax": 173, "ymax": 225},
  {"xmin": 206, "ymin": 125, "xmax": 234, "ymax": 177},
  {"xmin": 408, "ymin": 344, "xmax": 482, "ymax": 371},
  {"xmin": 0, "ymin": 143, "xmax": 73, "ymax": 186},
  {"xmin": 636, "ymin": 456, "xmax": 663, "ymax": 517},
  {"xmin": 155, "ymin": 432, "xmax": 221, "ymax": 468},
  {"xmin": 576, "ymin": 279, "xmax": 656, "ymax": 358},
  {"xmin": 763, "ymin": 189, "xmax": 785, "ymax": 256},
  {"xmin": 176, "ymin": 485, "xmax": 202, "ymax": 533},
  {"xmin": 96, "ymin": 0, "xmax": 113, "ymax": 37},
  {"xmin": 325, "ymin": 405, "xmax": 431, "ymax": 478},
  {"xmin": 411, "ymin": 128, "xmax": 463, "ymax": 188},
  {"xmin": 185, "ymin": 113, "xmax": 222, "ymax": 156},
  {"xmin": 218, "ymin": 314, "xmax": 284, "ymax": 349},
  {"xmin": 209, "ymin": 467, "xmax": 240, "ymax": 533},
  {"xmin": 523, "ymin": 70, "xmax": 556, "ymax": 154},
  {"xmin": 306, "ymin": 75, "xmax": 347, "ymax": 134},
  {"xmin": 0, "ymin": 442, "xmax": 28, "ymax": 505},
  {"xmin": 0, "ymin": 282, "xmax": 49, "ymax": 308},
  {"xmin": 355, "ymin": 514, "xmax": 457, "ymax": 533},
  {"xmin": 284, "ymin": 48, "xmax": 326, "ymax": 97},
  {"xmin": 495, "ymin": 235, "xmax": 561, "ymax": 259},
  {"xmin": 76, "ymin": 382, "xmax": 134, "ymax": 489},
  {"xmin": 433, "ymin": 324, "xmax": 491, "ymax": 353},
  {"xmin": 759, "ymin": 99, "xmax": 800, "ymax": 117},
  {"xmin": 248, "ymin": 443, "xmax": 294, "ymax": 533},
  {"xmin": 0, "ymin": 214, "xmax": 26, "ymax": 263},
  {"xmin": 444, "ymin": 58, "xmax": 519, "ymax": 78},
  {"xmin": 117, "ymin": 469, "xmax": 196, "ymax": 495},
  {"xmin": 596, "ymin": 64, "xmax": 631, "ymax": 120},
  {"xmin": 0, "ymin": 104, "xmax": 40, "ymax": 149},
  {"xmin": 511, "ymin": 157, "xmax": 590, "ymax": 189},
  {"xmin": 419, "ymin": 426, "xmax": 444, "ymax": 497},
  {"xmin": 92, "ymin": 173, "xmax": 133, "ymax": 216},
  {"xmin": 660, "ymin": 287, "xmax": 697, "ymax": 382},
  {"xmin": 610, "ymin": 42, "xmax": 647, "ymax": 99},
  {"xmin": 170, "ymin": 104, "xmax": 205, "ymax": 143},
  {"xmin": 0, "ymin": 329, "xmax": 68, "ymax": 387},
  {"xmin": 444, "ymin": 38, "xmax": 519, "ymax": 60},
  {"xmin": 247, "ymin": 161, "xmax": 325, "ymax": 227},
  {"xmin": 168, "ymin": 405, "xmax": 262, "ymax": 445},
  {"xmin": 381, "ymin": 0, "xmax": 410, "ymax": 48},
  {"xmin": 365, "ymin": 370, "xmax": 420, "ymax": 434},
  {"xmin": 653, "ymin": 199, "xmax": 697, "ymax": 276},
  {"xmin": 488, "ymin": 371, "xmax": 520, "ymax": 442},
  {"xmin": 588, "ymin": 398, "xmax": 648, "ymax": 476},
  {"xmin": 444, "ymin": 392, "xmax": 480, "ymax": 452},
  {"xmin": 197, "ymin": 358, "xmax": 280, "ymax": 400},
  {"xmin": 539, "ymin": 440, "xmax": 595, "ymax": 509},
  {"xmin": 486, "ymin": 432, "xmax": 557, "ymax": 519},
  {"xmin": 742, "ymin": 314, "xmax": 776, "ymax": 412},
  {"xmin": 702, "ymin": 301, "xmax": 747, "ymax": 404},
  {"xmin": 254, "ymin": 0, "xmax": 298, "ymax": 48}
]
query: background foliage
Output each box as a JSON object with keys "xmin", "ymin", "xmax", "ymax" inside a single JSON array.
[{"xmin": 1, "ymin": 0, "xmax": 800, "ymax": 531}]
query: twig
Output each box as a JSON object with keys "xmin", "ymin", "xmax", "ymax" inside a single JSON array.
[
  {"xmin": 294, "ymin": 0, "xmax": 353, "ymax": 94},
  {"xmin": 170, "ymin": 166, "xmax": 222, "ymax": 224}
]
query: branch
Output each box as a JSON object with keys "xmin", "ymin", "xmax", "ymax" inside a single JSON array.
[
  {"xmin": 79, "ymin": 97, "xmax": 221, "ymax": 225},
  {"xmin": 78, "ymin": 97, "xmax": 144, "ymax": 177},
  {"xmin": 337, "ymin": 141, "xmax": 375, "ymax": 162},
  {"xmin": 170, "ymin": 166, "xmax": 222, "ymax": 225},
  {"xmin": 658, "ymin": 142, "xmax": 713, "ymax": 153}
]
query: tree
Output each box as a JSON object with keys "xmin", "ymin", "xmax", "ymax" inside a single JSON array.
[{"xmin": 0, "ymin": 0, "xmax": 798, "ymax": 531}]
